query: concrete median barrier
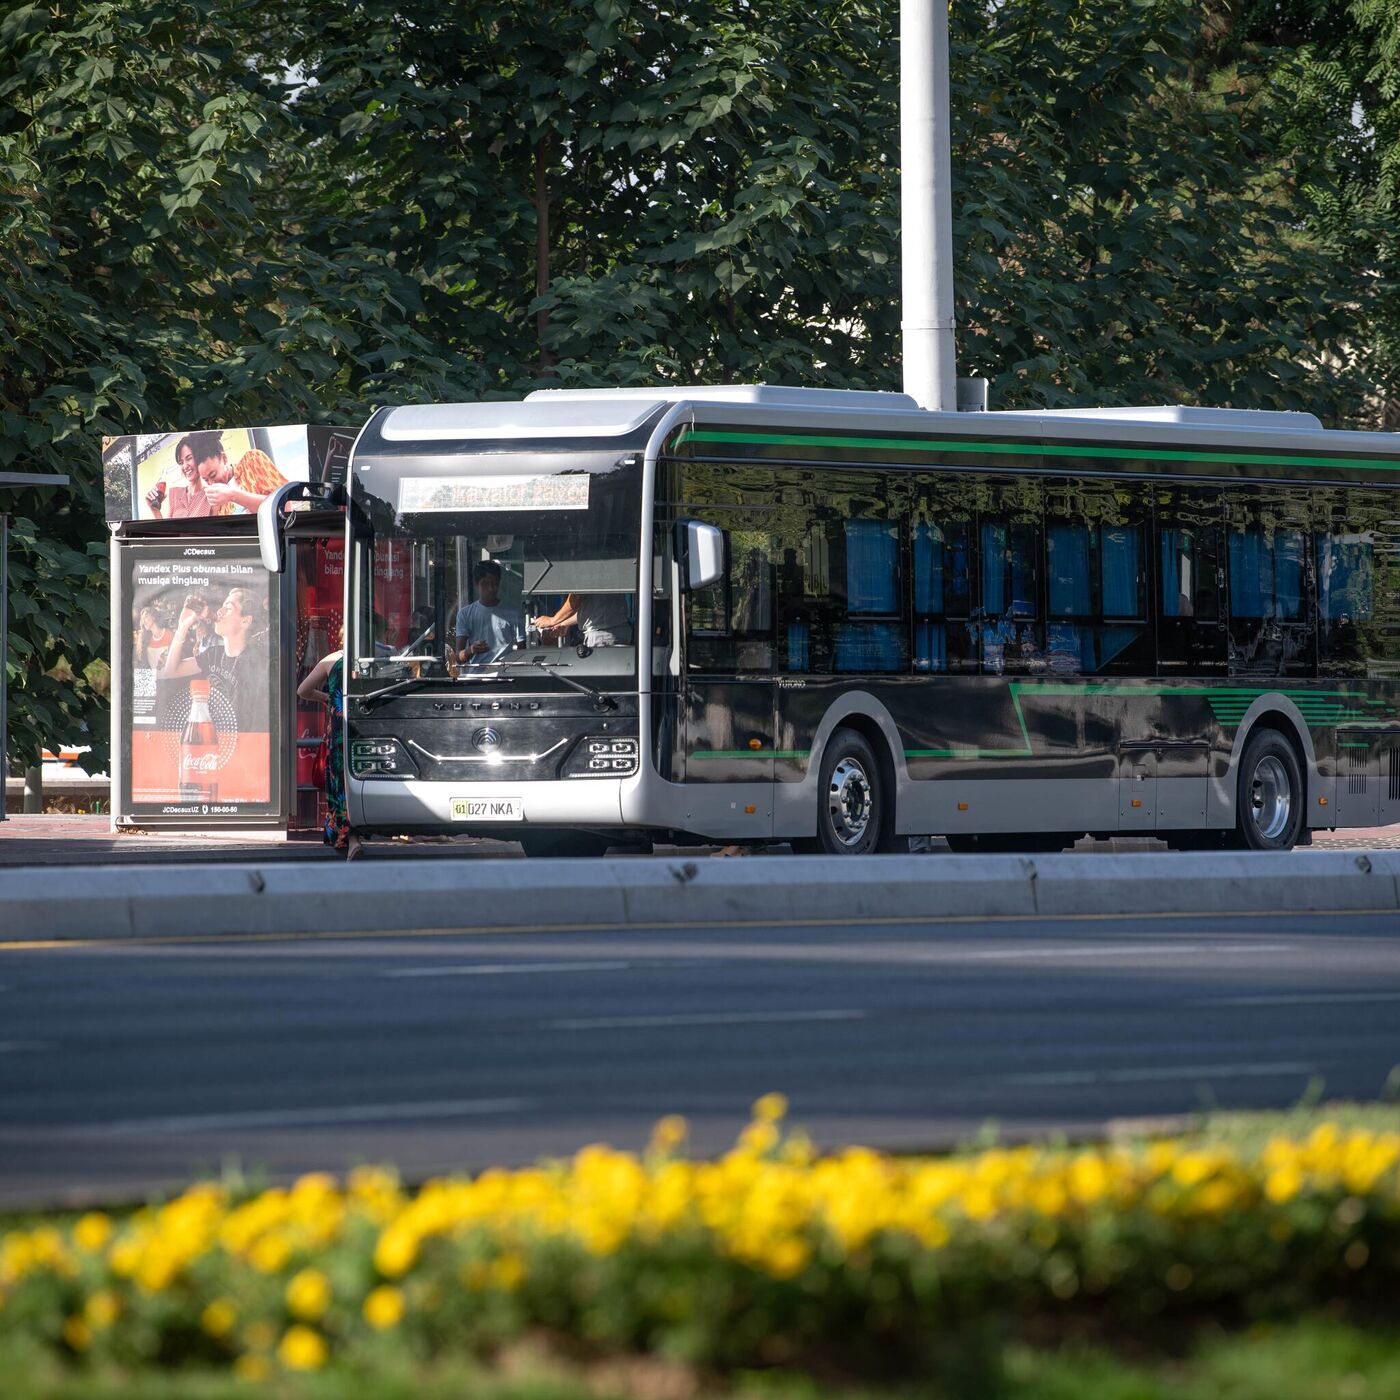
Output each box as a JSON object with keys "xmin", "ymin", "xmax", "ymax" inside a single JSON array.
[{"xmin": 0, "ymin": 848, "xmax": 1397, "ymax": 942}]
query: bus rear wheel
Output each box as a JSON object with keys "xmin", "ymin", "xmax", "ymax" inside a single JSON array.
[
  {"xmin": 808, "ymin": 729, "xmax": 887, "ymax": 856},
  {"xmin": 1232, "ymin": 729, "xmax": 1304, "ymax": 852}
]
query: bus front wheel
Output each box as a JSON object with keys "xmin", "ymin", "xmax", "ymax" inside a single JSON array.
[
  {"xmin": 806, "ymin": 729, "xmax": 888, "ymax": 856},
  {"xmin": 1232, "ymin": 729, "xmax": 1305, "ymax": 852}
]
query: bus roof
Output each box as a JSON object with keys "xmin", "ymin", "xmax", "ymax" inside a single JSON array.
[{"xmin": 369, "ymin": 385, "xmax": 1398, "ymax": 462}]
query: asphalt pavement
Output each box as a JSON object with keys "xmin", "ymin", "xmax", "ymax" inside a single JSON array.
[{"xmin": 1, "ymin": 908, "xmax": 1398, "ymax": 1206}]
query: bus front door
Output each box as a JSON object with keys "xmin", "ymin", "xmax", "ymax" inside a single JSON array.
[{"xmin": 678, "ymin": 525, "xmax": 776, "ymax": 836}]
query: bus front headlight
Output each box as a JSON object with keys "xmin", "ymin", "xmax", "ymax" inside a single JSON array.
[
  {"xmin": 564, "ymin": 736, "xmax": 639, "ymax": 778},
  {"xmin": 350, "ymin": 738, "xmax": 417, "ymax": 778}
]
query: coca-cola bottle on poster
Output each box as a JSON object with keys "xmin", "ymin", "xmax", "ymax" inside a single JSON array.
[{"xmin": 180, "ymin": 678, "xmax": 219, "ymax": 802}]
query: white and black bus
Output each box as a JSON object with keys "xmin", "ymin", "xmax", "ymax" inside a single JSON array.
[{"xmin": 262, "ymin": 385, "xmax": 1400, "ymax": 855}]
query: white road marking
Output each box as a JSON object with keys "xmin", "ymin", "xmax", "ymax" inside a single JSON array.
[
  {"xmin": 1005, "ymin": 1060, "xmax": 1315, "ymax": 1087},
  {"xmin": 962, "ymin": 942, "xmax": 1291, "ymax": 961},
  {"xmin": 386, "ymin": 960, "xmax": 633, "ymax": 979},
  {"xmin": 550, "ymin": 1009, "xmax": 867, "ymax": 1031},
  {"xmin": 1191, "ymin": 991, "xmax": 1400, "ymax": 1008},
  {"xmin": 79, "ymin": 1097, "xmax": 533, "ymax": 1135}
]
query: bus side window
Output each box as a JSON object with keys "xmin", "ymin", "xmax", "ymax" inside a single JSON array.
[
  {"xmin": 977, "ymin": 479, "xmax": 1044, "ymax": 675},
  {"xmin": 834, "ymin": 518, "xmax": 904, "ymax": 673},
  {"xmin": 1045, "ymin": 480, "xmax": 1149, "ymax": 676},
  {"xmin": 911, "ymin": 477, "xmax": 975, "ymax": 674},
  {"xmin": 913, "ymin": 517, "xmax": 972, "ymax": 673},
  {"xmin": 1156, "ymin": 488, "xmax": 1225, "ymax": 673},
  {"xmin": 1315, "ymin": 488, "xmax": 1398, "ymax": 677},
  {"xmin": 687, "ymin": 526, "xmax": 773, "ymax": 674}
]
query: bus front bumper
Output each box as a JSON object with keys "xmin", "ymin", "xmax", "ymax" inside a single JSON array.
[{"xmin": 349, "ymin": 776, "xmax": 626, "ymax": 832}]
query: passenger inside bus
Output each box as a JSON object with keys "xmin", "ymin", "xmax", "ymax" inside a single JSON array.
[{"xmin": 533, "ymin": 592, "xmax": 634, "ymax": 648}]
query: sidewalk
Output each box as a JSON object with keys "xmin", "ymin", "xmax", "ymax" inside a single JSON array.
[
  {"xmin": 0, "ymin": 815, "xmax": 522, "ymax": 866},
  {"xmin": 0, "ymin": 813, "xmax": 1397, "ymax": 868}
]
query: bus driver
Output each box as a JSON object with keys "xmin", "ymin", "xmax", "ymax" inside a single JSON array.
[{"xmin": 455, "ymin": 560, "xmax": 523, "ymax": 664}]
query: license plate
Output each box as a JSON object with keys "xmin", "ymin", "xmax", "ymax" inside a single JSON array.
[{"xmin": 451, "ymin": 797, "xmax": 523, "ymax": 822}]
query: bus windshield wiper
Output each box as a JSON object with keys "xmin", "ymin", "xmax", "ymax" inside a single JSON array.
[
  {"xmin": 357, "ymin": 672, "xmax": 512, "ymax": 709},
  {"xmin": 495, "ymin": 656, "xmax": 617, "ymax": 711}
]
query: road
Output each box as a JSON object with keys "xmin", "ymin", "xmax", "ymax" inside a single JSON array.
[{"xmin": 1, "ymin": 909, "xmax": 1398, "ymax": 1205}]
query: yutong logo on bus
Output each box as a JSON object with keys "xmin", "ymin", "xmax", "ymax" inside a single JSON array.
[{"xmin": 472, "ymin": 727, "xmax": 502, "ymax": 753}]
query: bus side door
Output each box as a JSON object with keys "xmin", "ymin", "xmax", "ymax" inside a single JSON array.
[{"xmin": 679, "ymin": 519, "xmax": 777, "ymax": 808}]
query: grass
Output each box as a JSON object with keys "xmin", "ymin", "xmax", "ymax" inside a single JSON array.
[{"xmin": 5, "ymin": 1319, "xmax": 1400, "ymax": 1400}]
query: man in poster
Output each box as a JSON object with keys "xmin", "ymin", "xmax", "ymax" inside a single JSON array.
[{"xmin": 162, "ymin": 586, "xmax": 270, "ymax": 733}]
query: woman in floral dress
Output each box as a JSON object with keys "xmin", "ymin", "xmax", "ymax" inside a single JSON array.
[{"xmin": 297, "ymin": 647, "xmax": 360, "ymax": 859}]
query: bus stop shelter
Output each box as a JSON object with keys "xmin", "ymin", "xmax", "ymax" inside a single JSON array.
[{"xmin": 0, "ymin": 470, "xmax": 71, "ymax": 822}]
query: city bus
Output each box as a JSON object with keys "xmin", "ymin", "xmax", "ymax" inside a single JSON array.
[{"xmin": 262, "ymin": 385, "xmax": 1400, "ymax": 856}]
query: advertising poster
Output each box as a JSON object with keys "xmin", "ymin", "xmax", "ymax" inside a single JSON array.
[
  {"xmin": 102, "ymin": 425, "xmax": 319, "ymax": 525},
  {"xmin": 120, "ymin": 538, "xmax": 281, "ymax": 823}
]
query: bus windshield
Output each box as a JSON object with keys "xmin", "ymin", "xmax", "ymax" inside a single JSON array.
[{"xmin": 348, "ymin": 449, "xmax": 642, "ymax": 691}]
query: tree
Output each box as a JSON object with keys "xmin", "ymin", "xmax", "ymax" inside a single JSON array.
[{"xmin": 0, "ymin": 0, "xmax": 458, "ymax": 770}]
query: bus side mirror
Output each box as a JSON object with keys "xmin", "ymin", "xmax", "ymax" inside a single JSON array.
[
  {"xmin": 257, "ymin": 480, "xmax": 339, "ymax": 572},
  {"xmin": 256, "ymin": 482, "xmax": 303, "ymax": 574},
  {"xmin": 679, "ymin": 520, "xmax": 724, "ymax": 592}
]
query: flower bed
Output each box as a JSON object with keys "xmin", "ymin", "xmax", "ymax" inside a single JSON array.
[{"xmin": 2, "ymin": 1098, "xmax": 1398, "ymax": 1384}]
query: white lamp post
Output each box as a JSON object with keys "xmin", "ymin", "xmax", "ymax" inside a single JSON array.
[{"xmin": 900, "ymin": 0, "xmax": 958, "ymax": 412}]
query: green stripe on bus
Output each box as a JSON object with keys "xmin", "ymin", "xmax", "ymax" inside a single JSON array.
[{"xmin": 673, "ymin": 429, "xmax": 1400, "ymax": 474}]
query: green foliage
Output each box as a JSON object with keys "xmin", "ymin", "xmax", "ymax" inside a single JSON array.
[{"xmin": 2, "ymin": 0, "xmax": 1398, "ymax": 766}]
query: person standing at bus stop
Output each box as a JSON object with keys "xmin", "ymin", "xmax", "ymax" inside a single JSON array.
[{"xmin": 297, "ymin": 642, "xmax": 361, "ymax": 861}]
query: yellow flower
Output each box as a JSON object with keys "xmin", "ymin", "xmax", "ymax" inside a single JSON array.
[
  {"xmin": 736, "ymin": 1121, "xmax": 779, "ymax": 1157},
  {"xmin": 753, "ymin": 1092, "xmax": 789, "ymax": 1123},
  {"xmin": 1171, "ymin": 1152, "xmax": 1214, "ymax": 1188},
  {"xmin": 1265, "ymin": 1165, "xmax": 1303, "ymax": 1204},
  {"xmin": 286, "ymin": 1267, "xmax": 332, "ymax": 1321},
  {"xmin": 84, "ymin": 1290, "xmax": 120, "ymax": 1330},
  {"xmin": 492, "ymin": 1251, "xmax": 527, "ymax": 1291},
  {"xmin": 764, "ymin": 1237, "xmax": 810, "ymax": 1278},
  {"xmin": 1067, "ymin": 1154, "xmax": 1109, "ymax": 1205},
  {"xmin": 61, "ymin": 1316, "xmax": 92, "ymax": 1352},
  {"xmin": 0, "ymin": 1231, "xmax": 34, "ymax": 1284},
  {"xmin": 374, "ymin": 1226, "xmax": 419, "ymax": 1278},
  {"xmin": 278, "ymin": 1324, "xmax": 328, "ymax": 1372},
  {"xmin": 135, "ymin": 1246, "xmax": 178, "ymax": 1294},
  {"xmin": 363, "ymin": 1284, "xmax": 405, "ymax": 1330},
  {"xmin": 73, "ymin": 1212, "xmax": 112, "ymax": 1254},
  {"xmin": 250, "ymin": 1233, "xmax": 291, "ymax": 1275},
  {"xmin": 233, "ymin": 1354, "xmax": 271, "ymax": 1383},
  {"xmin": 201, "ymin": 1298, "xmax": 238, "ymax": 1339},
  {"xmin": 650, "ymin": 1115, "xmax": 689, "ymax": 1153}
]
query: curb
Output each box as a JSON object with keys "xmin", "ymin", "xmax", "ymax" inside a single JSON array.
[{"xmin": 1, "ymin": 849, "xmax": 1398, "ymax": 943}]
